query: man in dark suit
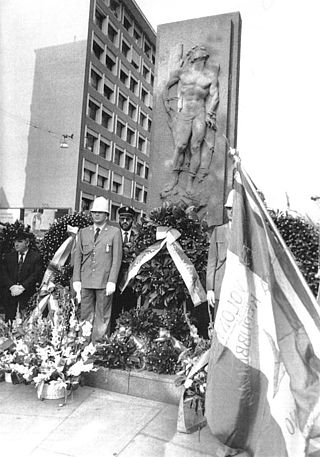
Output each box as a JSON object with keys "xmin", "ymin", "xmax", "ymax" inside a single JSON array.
[
  {"xmin": 206, "ymin": 189, "xmax": 234, "ymax": 318},
  {"xmin": 2, "ymin": 230, "xmax": 41, "ymax": 323},
  {"xmin": 110, "ymin": 206, "xmax": 138, "ymax": 333},
  {"xmin": 73, "ymin": 196, "xmax": 122, "ymax": 342}
]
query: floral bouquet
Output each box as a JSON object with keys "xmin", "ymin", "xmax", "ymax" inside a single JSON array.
[{"xmin": 31, "ymin": 299, "xmax": 96, "ymax": 399}]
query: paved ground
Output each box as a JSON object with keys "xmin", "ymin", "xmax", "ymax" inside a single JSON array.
[{"xmin": 0, "ymin": 382, "xmax": 223, "ymax": 457}]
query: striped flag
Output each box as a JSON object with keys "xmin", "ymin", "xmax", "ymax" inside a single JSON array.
[{"xmin": 205, "ymin": 165, "xmax": 320, "ymax": 457}]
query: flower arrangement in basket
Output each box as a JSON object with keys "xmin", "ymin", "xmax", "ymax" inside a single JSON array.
[{"xmin": 30, "ymin": 294, "xmax": 96, "ymax": 401}]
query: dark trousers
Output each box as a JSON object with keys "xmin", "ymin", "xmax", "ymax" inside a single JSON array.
[{"xmin": 110, "ymin": 286, "xmax": 137, "ymax": 334}]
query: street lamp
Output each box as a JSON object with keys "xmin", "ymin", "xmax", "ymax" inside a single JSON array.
[{"xmin": 59, "ymin": 134, "xmax": 74, "ymax": 149}]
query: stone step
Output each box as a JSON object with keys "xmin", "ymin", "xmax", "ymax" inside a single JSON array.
[{"xmin": 84, "ymin": 367, "xmax": 183, "ymax": 405}]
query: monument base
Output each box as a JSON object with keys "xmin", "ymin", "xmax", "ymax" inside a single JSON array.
[{"xmin": 84, "ymin": 367, "xmax": 183, "ymax": 405}]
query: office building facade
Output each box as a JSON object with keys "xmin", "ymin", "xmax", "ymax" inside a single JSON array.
[{"xmin": 0, "ymin": 0, "xmax": 156, "ymax": 228}]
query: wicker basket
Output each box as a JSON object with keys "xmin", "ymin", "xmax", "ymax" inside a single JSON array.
[{"xmin": 37, "ymin": 382, "xmax": 67, "ymax": 400}]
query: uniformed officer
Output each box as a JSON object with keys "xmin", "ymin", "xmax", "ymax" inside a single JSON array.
[
  {"xmin": 206, "ymin": 189, "xmax": 234, "ymax": 318},
  {"xmin": 73, "ymin": 196, "xmax": 122, "ymax": 342},
  {"xmin": 110, "ymin": 206, "xmax": 137, "ymax": 333}
]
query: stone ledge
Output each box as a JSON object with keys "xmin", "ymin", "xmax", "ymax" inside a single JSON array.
[{"xmin": 84, "ymin": 368, "xmax": 183, "ymax": 405}]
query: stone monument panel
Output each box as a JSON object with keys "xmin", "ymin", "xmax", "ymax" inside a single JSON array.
[{"xmin": 148, "ymin": 13, "xmax": 241, "ymax": 227}]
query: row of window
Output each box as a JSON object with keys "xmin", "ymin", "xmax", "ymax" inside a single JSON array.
[
  {"xmin": 92, "ymin": 31, "xmax": 154, "ymax": 87},
  {"xmin": 82, "ymin": 161, "xmax": 148, "ymax": 203},
  {"xmin": 85, "ymin": 131, "xmax": 149, "ymax": 178},
  {"xmin": 95, "ymin": 2, "xmax": 156, "ymax": 64},
  {"xmin": 90, "ymin": 66, "xmax": 153, "ymax": 130},
  {"xmin": 87, "ymin": 97, "xmax": 150, "ymax": 154},
  {"xmin": 91, "ymin": 41, "xmax": 153, "ymax": 108}
]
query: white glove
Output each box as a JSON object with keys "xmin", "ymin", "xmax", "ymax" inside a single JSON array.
[
  {"xmin": 73, "ymin": 281, "xmax": 82, "ymax": 303},
  {"xmin": 207, "ymin": 290, "xmax": 215, "ymax": 308},
  {"xmin": 106, "ymin": 282, "xmax": 116, "ymax": 296},
  {"xmin": 10, "ymin": 285, "xmax": 25, "ymax": 296}
]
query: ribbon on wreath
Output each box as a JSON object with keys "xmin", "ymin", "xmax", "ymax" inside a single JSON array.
[
  {"xmin": 29, "ymin": 225, "xmax": 79, "ymax": 322},
  {"xmin": 121, "ymin": 226, "xmax": 207, "ymax": 307}
]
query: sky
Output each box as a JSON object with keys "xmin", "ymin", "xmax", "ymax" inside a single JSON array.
[{"xmin": 135, "ymin": 0, "xmax": 320, "ymax": 222}]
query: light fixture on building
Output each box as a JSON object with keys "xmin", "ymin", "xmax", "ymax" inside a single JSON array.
[{"xmin": 60, "ymin": 134, "xmax": 74, "ymax": 149}]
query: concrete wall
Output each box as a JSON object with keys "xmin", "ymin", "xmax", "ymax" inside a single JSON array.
[{"xmin": 23, "ymin": 41, "xmax": 87, "ymax": 209}]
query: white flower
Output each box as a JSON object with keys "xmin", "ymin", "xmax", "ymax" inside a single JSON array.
[
  {"xmin": 81, "ymin": 343, "xmax": 96, "ymax": 360},
  {"xmin": 67, "ymin": 360, "xmax": 94, "ymax": 377},
  {"xmin": 81, "ymin": 321, "xmax": 92, "ymax": 337},
  {"xmin": 184, "ymin": 378, "xmax": 193, "ymax": 389}
]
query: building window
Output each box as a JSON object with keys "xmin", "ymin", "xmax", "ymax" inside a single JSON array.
[
  {"xmin": 150, "ymin": 73, "xmax": 154, "ymax": 86},
  {"xmin": 129, "ymin": 76, "xmax": 138, "ymax": 95},
  {"xmin": 105, "ymin": 49, "xmax": 117, "ymax": 74},
  {"xmin": 104, "ymin": 81, "xmax": 115, "ymax": 102},
  {"xmin": 97, "ymin": 174, "xmax": 109, "ymax": 189},
  {"xmin": 107, "ymin": 22, "xmax": 119, "ymax": 46},
  {"xmin": 136, "ymin": 160, "xmax": 144, "ymax": 177},
  {"xmin": 114, "ymin": 147, "xmax": 124, "ymax": 166},
  {"xmin": 138, "ymin": 134, "xmax": 146, "ymax": 153},
  {"xmin": 118, "ymin": 92, "xmax": 128, "ymax": 112},
  {"xmin": 81, "ymin": 196, "xmax": 93, "ymax": 211},
  {"xmin": 144, "ymin": 40, "xmax": 152, "ymax": 59},
  {"xmin": 133, "ymin": 27, "xmax": 142, "ymax": 46},
  {"xmin": 90, "ymin": 68, "xmax": 102, "ymax": 91},
  {"xmin": 143, "ymin": 189, "xmax": 148, "ymax": 204},
  {"xmin": 83, "ymin": 168, "xmax": 95, "ymax": 184},
  {"xmin": 135, "ymin": 185, "xmax": 143, "ymax": 202},
  {"xmin": 119, "ymin": 68, "xmax": 129, "ymax": 86},
  {"xmin": 144, "ymin": 165, "xmax": 149, "ymax": 179},
  {"xmin": 142, "ymin": 65, "xmax": 150, "ymax": 82},
  {"xmin": 141, "ymin": 87, "xmax": 148, "ymax": 105},
  {"xmin": 123, "ymin": 14, "xmax": 133, "ymax": 33},
  {"xmin": 92, "ymin": 39, "xmax": 104, "ymax": 61},
  {"xmin": 95, "ymin": 9, "xmax": 106, "ymax": 31},
  {"xmin": 110, "ymin": 0, "xmax": 120, "ymax": 19},
  {"xmin": 111, "ymin": 202, "xmax": 120, "ymax": 221},
  {"xmin": 128, "ymin": 102, "xmax": 137, "ymax": 121},
  {"xmin": 125, "ymin": 153, "xmax": 134, "ymax": 172},
  {"xmin": 86, "ymin": 132, "xmax": 98, "ymax": 152},
  {"xmin": 112, "ymin": 173, "xmax": 123, "ymax": 194},
  {"xmin": 147, "ymin": 118, "xmax": 152, "ymax": 132},
  {"xmin": 99, "ymin": 140, "xmax": 111, "ymax": 160},
  {"xmin": 101, "ymin": 110, "xmax": 113, "ymax": 130},
  {"xmin": 139, "ymin": 111, "xmax": 147, "ymax": 129},
  {"xmin": 123, "ymin": 178, "xmax": 132, "ymax": 198},
  {"xmin": 131, "ymin": 48, "xmax": 140, "ymax": 70},
  {"xmin": 121, "ymin": 39, "xmax": 131, "ymax": 59},
  {"xmin": 126, "ymin": 126, "xmax": 135, "ymax": 145},
  {"xmin": 88, "ymin": 99, "xmax": 100, "ymax": 121},
  {"xmin": 116, "ymin": 120, "xmax": 126, "ymax": 139}
]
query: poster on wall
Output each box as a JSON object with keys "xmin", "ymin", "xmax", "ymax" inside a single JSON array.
[{"xmin": 0, "ymin": 209, "xmax": 21, "ymax": 224}]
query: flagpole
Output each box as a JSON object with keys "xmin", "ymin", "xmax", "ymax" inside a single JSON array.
[{"xmin": 231, "ymin": 150, "xmax": 320, "ymax": 307}]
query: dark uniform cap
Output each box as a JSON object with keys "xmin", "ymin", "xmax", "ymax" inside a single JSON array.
[
  {"xmin": 118, "ymin": 206, "xmax": 135, "ymax": 218},
  {"xmin": 14, "ymin": 230, "xmax": 31, "ymax": 241}
]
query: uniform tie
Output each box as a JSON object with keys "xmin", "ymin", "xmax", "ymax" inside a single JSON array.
[
  {"xmin": 123, "ymin": 232, "xmax": 129, "ymax": 244},
  {"xmin": 94, "ymin": 228, "xmax": 100, "ymax": 242}
]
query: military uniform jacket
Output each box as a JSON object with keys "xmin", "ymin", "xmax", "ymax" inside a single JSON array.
[
  {"xmin": 206, "ymin": 223, "xmax": 230, "ymax": 300},
  {"xmin": 73, "ymin": 224, "xmax": 122, "ymax": 289}
]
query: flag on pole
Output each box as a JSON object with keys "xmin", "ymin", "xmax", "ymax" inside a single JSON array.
[{"xmin": 205, "ymin": 164, "xmax": 320, "ymax": 457}]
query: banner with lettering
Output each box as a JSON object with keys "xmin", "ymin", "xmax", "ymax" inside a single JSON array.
[{"xmin": 205, "ymin": 165, "xmax": 320, "ymax": 456}]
